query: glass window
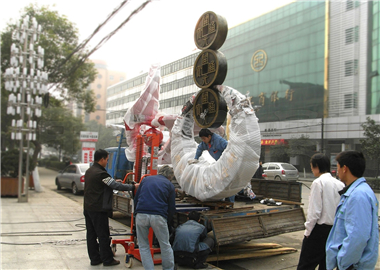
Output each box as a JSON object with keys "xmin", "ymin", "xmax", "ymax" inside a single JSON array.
[
  {"xmin": 64, "ymin": 165, "xmax": 76, "ymax": 173},
  {"xmin": 345, "ymin": 60, "xmax": 359, "ymax": 76},
  {"xmin": 79, "ymin": 164, "xmax": 90, "ymax": 173},
  {"xmin": 281, "ymin": 164, "xmax": 297, "ymax": 170},
  {"xmin": 98, "ymin": 74, "xmax": 102, "ymax": 79},
  {"xmin": 346, "ymin": 0, "xmax": 354, "ymax": 10},
  {"xmin": 345, "ymin": 26, "xmax": 359, "ymax": 44},
  {"xmin": 344, "ymin": 93, "xmax": 358, "ymax": 109},
  {"xmin": 97, "ymin": 84, "xmax": 102, "ymax": 89}
]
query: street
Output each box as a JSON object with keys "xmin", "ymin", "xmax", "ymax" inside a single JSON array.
[
  {"xmin": 39, "ymin": 167, "xmax": 309, "ymax": 270},
  {"xmin": 37, "ymin": 167, "xmax": 380, "ymax": 270}
]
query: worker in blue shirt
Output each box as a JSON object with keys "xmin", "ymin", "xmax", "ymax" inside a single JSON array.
[
  {"xmin": 194, "ymin": 129, "xmax": 227, "ymax": 161},
  {"xmin": 134, "ymin": 165, "xmax": 176, "ymax": 270},
  {"xmin": 172, "ymin": 211, "xmax": 214, "ymax": 269},
  {"xmin": 326, "ymin": 151, "xmax": 379, "ymax": 270},
  {"xmin": 190, "ymin": 129, "xmax": 235, "ymax": 203}
]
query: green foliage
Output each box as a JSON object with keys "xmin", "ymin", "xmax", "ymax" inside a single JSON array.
[
  {"xmin": 287, "ymin": 135, "xmax": 315, "ymax": 158},
  {"xmin": 366, "ymin": 178, "xmax": 380, "ymax": 191},
  {"xmin": 84, "ymin": 120, "xmax": 125, "ymax": 149},
  {"xmin": 1, "ymin": 4, "xmax": 97, "ymax": 111},
  {"xmin": 1, "ymin": 4, "xmax": 97, "ymax": 154},
  {"xmin": 1, "ymin": 149, "xmax": 36, "ymax": 177},
  {"xmin": 38, "ymin": 97, "xmax": 86, "ymax": 156},
  {"xmin": 46, "ymin": 160, "xmax": 67, "ymax": 171},
  {"xmin": 270, "ymin": 144, "xmax": 289, "ymax": 162},
  {"xmin": 360, "ymin": 117, "xmax": 380, "ymax": 177},
  {"xmin": 269, "ymin": 135, "xmax": 316, "ymax": 171}
]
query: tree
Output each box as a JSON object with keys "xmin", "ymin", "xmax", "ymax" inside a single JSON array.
[
  {"xmin": 287, "ymin": 135, "xmax": 316, "ymax": 171},
  {"xmin": 269, "ymin": 136, "xmax": 315, "ymax": 171},
  {"xmin": 1, "ymin": 4, "xmax": 97, "ymax": 152},
  {"xmin": 270, "ymin": 143, "xmax": 289, "ymax": 162},
  {"xmin": 36, "ymin": 98, "xmax": 86, "ymax": 163},
  {"xmin": 84, "ymin": 121, "xmax": 126, "ymax": 150},
  {"xmin": 360, "ymin": 117, "xmax": 380, "ymax": 177}
]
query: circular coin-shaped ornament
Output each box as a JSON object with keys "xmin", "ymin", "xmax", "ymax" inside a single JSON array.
[
  {"xmin": 193, "ymin": 88, "xmax": 227, "ymax": 128},
  {"xmin": 194, "ymin": 11, "xmax": 228, "ymax": 51},
  {"xmin": 193, "ymin": 49, "xmax": 227, "ymax": 89}
]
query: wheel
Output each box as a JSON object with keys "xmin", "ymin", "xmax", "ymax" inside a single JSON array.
[
  {"xmin": 56, "ymin": 178, "xmax": 62, "ymax": 190},
  {"xmin": 111, "ymin": 244, "xmax": 116, "ymax": 256},
  {"xmin": 274, "ymin": 176, "xmax": 282, "ymax": 181},
  {"xmin": 72, "ymin": 182, "xmax": 79, "ymax": 195},
  {"xmin": 124, "ymin": 254, "xmax": 133, "ymax": 268}
]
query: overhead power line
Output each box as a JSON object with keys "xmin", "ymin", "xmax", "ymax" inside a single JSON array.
[
  {"xmin": 49, "ymin": 0, "xmax": 129, "ymax": 80},
  {"xmin": 48, "ymin": 0, "xmax": 152, "ymax": 91}
]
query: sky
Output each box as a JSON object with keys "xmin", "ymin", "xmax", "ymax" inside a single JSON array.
[{"xmin": 0, "ymin": 0, "xmax": 295, "ymax": 79}]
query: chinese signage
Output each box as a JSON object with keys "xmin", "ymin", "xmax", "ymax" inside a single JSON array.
[
  {"xmin": 257, "ymin": 89, "xmax": 295, "ymax": 107},
  {"xmin": 261, "ymin": 139, "xmax": 286, "ymax": 145},
  {"xmin": 82, "ymin": 142, "xmax": 96, "ymax": 163},
  {"xmin": 80, "ymin": 131, "xmax": 98, "ymax": 142}
]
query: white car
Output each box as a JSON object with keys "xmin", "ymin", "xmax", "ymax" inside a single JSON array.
[{"xmin": 262, "ymin": 162, "xmax": 299, "ymax": 181}]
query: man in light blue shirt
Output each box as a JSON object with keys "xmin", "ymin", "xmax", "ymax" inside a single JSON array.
[
  {"xmin": 172, "ymin": 211, "xmax": 214, "ymax": 269},
  {"xmin": 326, "ymin": 151, "xmax": 379, "ymax": 270}
]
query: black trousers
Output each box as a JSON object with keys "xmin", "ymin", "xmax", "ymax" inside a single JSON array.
[
  {"xmin": 84, "ymin": 210, "xmax": 114, "ymax": 264},
  {"xmin": 174, "ymin": 237, "xmax": 214, "ymax": 268},
  {"xmin": 297, "ymin": 224, "xmax": 333, "ymax": 270}
]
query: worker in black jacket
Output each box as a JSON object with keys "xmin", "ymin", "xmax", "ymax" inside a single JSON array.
[{"xmin": 84, "ymin": 149, "xmax": 136, "ymax": 267}]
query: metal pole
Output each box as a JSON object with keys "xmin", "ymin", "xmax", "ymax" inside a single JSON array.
[
  {"xmin": 18, "ymin": 30, "xmax": 28, "ymax": 203},
  {"xmin": 321, "ymin": 116, "xmax": 324, "ymax": 154},
  {"xmin": 6, "ymin": 17, "xmax": 47, "ymax": 202}
]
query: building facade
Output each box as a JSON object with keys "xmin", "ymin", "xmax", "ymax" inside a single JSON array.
[
  {"xmin": 86, "ymin": 60, "xmax": 126, "ymax": 125},
  {"xmin": 106, "ymin": 0, "xmax": 380, "ymax": 165}
]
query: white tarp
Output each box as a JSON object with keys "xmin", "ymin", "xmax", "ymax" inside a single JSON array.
[{"xmin": 171, "ymin": 85, "xmax": 261, "ymax": 201}]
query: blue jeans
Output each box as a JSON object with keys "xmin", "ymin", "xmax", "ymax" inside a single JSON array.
[
  {"xmin": 225, "ymin": 195, "xmax": 235, "ymax": 203},
  {"xmin": 136, "ymin": 213, "xmax": 174, "ymax": 270}
]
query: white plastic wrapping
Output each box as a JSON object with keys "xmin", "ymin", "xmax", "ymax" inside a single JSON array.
[
  {"xmin": 171, "ymin": 85, "xmax": 261, "ymax": 201},
  {"xmin": 123, "ymin": 64, "xmax": 161, "ymax": 162}
]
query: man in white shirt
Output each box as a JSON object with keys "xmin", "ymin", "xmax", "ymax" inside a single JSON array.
[{"xmin": 297, "ymin": 153, "xmax": 344, "ymax": 270}]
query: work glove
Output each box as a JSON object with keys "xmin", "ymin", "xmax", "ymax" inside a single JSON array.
[{"xmin": 187, "ymin": 159, "xmax": 199, "ymax": 165}]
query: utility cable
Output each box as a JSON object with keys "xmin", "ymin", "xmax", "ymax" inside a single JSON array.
[
  {"xmin": 48, "ymin": 0, "xmax": 152, "ymax": 92},
  {"xmin": 0, "ymin": 217, "xmax": 84, "ymax": 225},
  {"xmin": 1, "ymin": 224, "xmax": 127, "ymax": 237},
  {"xmin": 48, "ymin": 0, "xmax": 129, "ymax": 80},
  {"xmin": 1, "ymin": 239, "xmax": 87, "ymax": 246},
  {"xmin": 1, "ymin": 228, "xmax": 86, "ymax": 236}
]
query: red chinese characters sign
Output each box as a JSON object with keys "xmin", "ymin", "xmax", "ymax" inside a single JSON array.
[{"xmin": 261, "ymin": 139, "xmax": 286, "ymax": 145}]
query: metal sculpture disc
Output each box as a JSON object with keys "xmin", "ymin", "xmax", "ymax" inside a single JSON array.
[
  {"xmin": 193, "ymin": 88, "xmax": 227, "ymax": 128},
  {"xmin": 194, "ymin": 11, "xmax": 228, "ymax": 51},
  {"xmin": 193, "ymin": 49, "xmax": 227, "ymax": 89}
]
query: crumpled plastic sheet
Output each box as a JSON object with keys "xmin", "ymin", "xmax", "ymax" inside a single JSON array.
[
  {"xmin": 123, "ymin": 64, "xmax": 161, "ymax": 162},
  {"xmin": 171, "ymin": 85, "xmax": 261, "ymax": 201}
]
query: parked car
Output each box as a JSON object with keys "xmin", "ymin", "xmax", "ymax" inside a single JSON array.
[
  {"xmin": 262, "ymin": 162, "xmax": 299, "ymax": 181},
  {"xmin": 55, "ymin": 163, "xmax": 90, "ymax": 195}
]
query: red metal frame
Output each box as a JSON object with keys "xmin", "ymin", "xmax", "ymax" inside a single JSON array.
[{"xmin": 112, "ymin": 131, "xmax": 162, "ymax": 265}]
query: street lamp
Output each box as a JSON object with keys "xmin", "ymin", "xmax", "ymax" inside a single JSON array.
[{"xmin": 4, "ymin": 15, "xmax": 48, "ymax": 202}]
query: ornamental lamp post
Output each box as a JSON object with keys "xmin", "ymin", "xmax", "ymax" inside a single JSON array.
[{"xmin": 4, "ymin": 16, "xmax": 48, "ymax": 202}]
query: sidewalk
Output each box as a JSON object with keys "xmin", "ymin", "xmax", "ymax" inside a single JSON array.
[{"xmin": 0, "ymin": 169, "xmax": 213, "ymax": 270}]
